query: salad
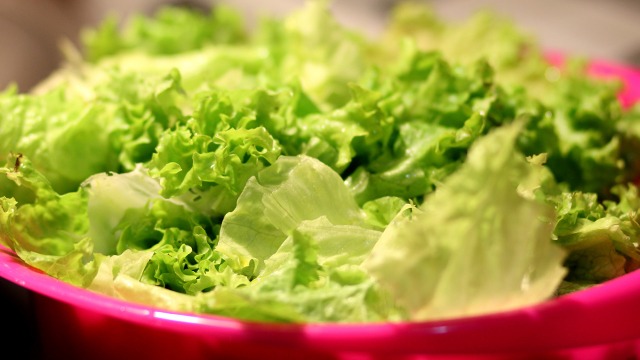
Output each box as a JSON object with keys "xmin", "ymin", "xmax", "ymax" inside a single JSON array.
[{"xmin": 2, "ymin": 0, "xmax": 640, "ymax": 323}]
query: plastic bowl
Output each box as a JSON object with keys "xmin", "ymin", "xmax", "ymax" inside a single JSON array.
[{"xmin": 1, "ymin": 58, "xmax": 640, "ymax": 360}]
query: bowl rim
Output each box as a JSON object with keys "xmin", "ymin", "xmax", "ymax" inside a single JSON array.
[{"xmin": 4, "ymin": 242, "xmax": 640, "ymax": 354}]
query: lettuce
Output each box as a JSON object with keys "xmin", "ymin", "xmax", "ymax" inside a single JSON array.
[
  {"xmin": 204, "ymin": 155, "xmax": 390, "ymax": 322},
  {"xmin": 82, "ymin": 5, "xmax": 247, "ymax": 62},
  {"xmin": 363, "ymin": 123, "xmax": 567, "ymax": 321},
  {"xmin": 2, "ymin": 0, "xmax": 640, "ymax": 323}
]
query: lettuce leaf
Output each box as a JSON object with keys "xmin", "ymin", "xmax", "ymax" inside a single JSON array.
[
  {"xmin": 551, "ymin": 185, "xmax": 640, "ymax": 286},
  {"xmin": 82, "ymin": 5, "xmax": 247, "ymax": 62},
  {"xmin": 217, "ymin": 155, "xmax": 375, "ymax": 275},
  {"xmin": 363, "ymin": 123, "xmax": 567, "ymax": 321},
  {"xmin": 0, "ymin": 153, "xmax": 97, "ymax": 287},
  {"xmin": 206, "ymin": 155, "xmax": 391, "ymax": 322}
]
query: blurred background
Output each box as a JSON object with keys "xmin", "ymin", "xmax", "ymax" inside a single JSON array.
[{"xmin": 1, "ymin": 0, "xmax": 639, "ymax": 92}]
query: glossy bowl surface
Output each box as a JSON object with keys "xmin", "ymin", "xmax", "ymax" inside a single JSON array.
[{"xmin": 1, "ymin": 58, "xmax": 639, "ymax": 360}]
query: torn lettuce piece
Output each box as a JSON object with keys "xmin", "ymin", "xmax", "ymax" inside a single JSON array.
[
  {"xmin": 0, "ymin": 87, "xmax": 118, "ymax": 197},
  {"xmin": 0, "ymin": 68, "xmax": 188, "ymax": 201},
  {"xmin": 217, "ymin": 155, "xmax": 374, "ymax": 275},
  {"xmin": 147, "ymin": 90, "xmax": 282, "ymax": 217},
  {"xmin": 209, "ymin": 155, "xmax": 390, "ymax": 322},
  {"xmin": 88, "ymin": 248, "xmax": 200, "ymax": 312},
  {"xmin": 344, "ymin": 49, "xmax": 523, "ymax": 205},
  {"xmin": 263, "ymin": 217, "xmax": 381, "ymax": 273},
  {"xmin": 0, "ymin": 153, "xmax": 98, "ymax": 287},
  {"xmin": 1, "ymin": 155, "xmax": 241, "ymax": 298},
  {"xmin": 550, "ymin": 185, "xmax": 640, "ymax": 285},
  {"xmin": 200, "ymin": 218, "xmax": 391, "ymax": 323},
  {"xmin": 84, "ymin": 166, "xmax": 165, "ymax": 255},
  {"xmin": 83, "ymin": 168, "xmax": 236, "ymax": 296},
  {"xmin": 363, "ymin": 122, "xmax": 567, "ymax": 321}
]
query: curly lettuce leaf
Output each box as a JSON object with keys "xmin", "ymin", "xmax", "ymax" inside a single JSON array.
[
  {"xmin": 1, "ymin": 155, "xmax": 248, "ymax": 300},
  {"xmin": 82, "ymin": 167, "xmax": 246, "ymax": 296},
  {"xmin": 550, "ymin": 185, "xmax": 640, "ymax": 286},
  {"xmin": 148, "ymin": 90, "xmax": 283, "ymax": 216},
  {"xmin": 345, "ymin": 50, "xmax": 500, "ymax": 204},
  {"xmin": 0, "ymin": 67, "xmax": 188, "ymax": 201}
]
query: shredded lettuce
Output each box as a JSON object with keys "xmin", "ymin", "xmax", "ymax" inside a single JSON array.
[{"xmin": 2, "ymin": 0, "xmax": 640, "ymax": 323}]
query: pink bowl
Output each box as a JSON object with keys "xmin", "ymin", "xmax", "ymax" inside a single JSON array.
[{"xmin": 1, "ymin": 57, "xmax": 640, "ymax": 360}]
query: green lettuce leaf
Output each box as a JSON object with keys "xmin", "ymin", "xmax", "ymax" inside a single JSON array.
[
  {"xmin": 205, "ymin": 155, "xmax": 392, "ymax": 322},
  {"xmin": 147, "ymin": 89, "xmax": 283, "ymax": 216},
  {"xmin": 82, "ymin": 5, "xmax": 247, "ymax": 62},
  {"xmin": 363, "ymin": 123, "xmax": 567, "ymax": 321},
  {"xmin": 217, "ymin": 155, "xmax": 374, "ymax": 275},
  {"xmin": 550, "ymin": 185, "xmax": 640, "ymax": 285},
  {"xmin": 0, "ymin": 67, "xmax": 188, "ymax": 201},
  {"xmin": 82, "ymin": 167, "xmax": 244, "ymax": 296},
  {"xmin": 0, "ymin": 153, "xmax": 97, "ymax": 287}
]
